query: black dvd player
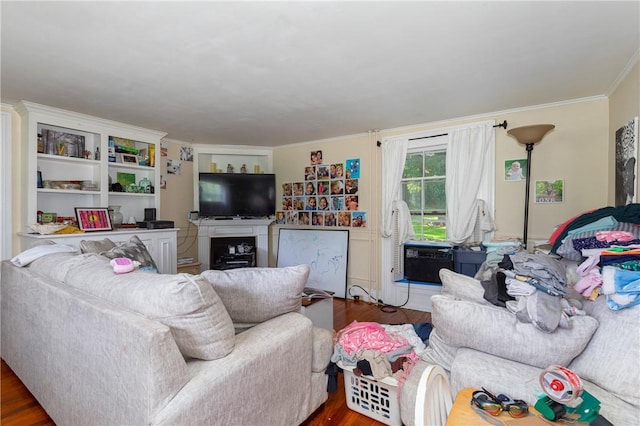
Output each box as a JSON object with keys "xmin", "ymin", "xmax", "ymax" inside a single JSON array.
[{"xmin": 137, "ymin": 220, "xmax": 175, "ymax": 229}]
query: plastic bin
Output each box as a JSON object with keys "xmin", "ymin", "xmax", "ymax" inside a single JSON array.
[{"xmin": 341, "ymin": 364, "xmax": 401, "ymax": 426}]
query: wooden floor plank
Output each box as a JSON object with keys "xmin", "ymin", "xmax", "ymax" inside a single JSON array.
[{"xmin": 2, "ymin": 298, "xmax": 431, "ymax": 425}]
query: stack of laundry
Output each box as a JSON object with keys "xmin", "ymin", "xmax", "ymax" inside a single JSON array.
[
  {"xmin": 475, "ymin": 251, "xmax": 586, "ymax": 333},
  {"xmin": 549, "ymin": 204, "xmax": 640, "ymax": 261},
  {"xmin": 545, "ymin": 204, "xmax": 640, "ymax": 310},
  {"xmin": 575, "ymin": 247, "xmax": 640, "ymax": 310},
  {"xmin": 330, "ymin": 321, "xmax": 428, "ymax": 384}
]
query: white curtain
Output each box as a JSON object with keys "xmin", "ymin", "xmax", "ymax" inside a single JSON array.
[
  {"xmin": 445, "ymin": 122, "xmax": 495, "ymax": 244},
  {"xmin": 380, "ymin": 136, "xmax": 409, "ymax": 238}
]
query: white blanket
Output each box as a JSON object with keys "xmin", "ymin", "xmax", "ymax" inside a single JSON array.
[{"xmin": 11, "ymin": 244, "xmax": 77, "ymax": 267}]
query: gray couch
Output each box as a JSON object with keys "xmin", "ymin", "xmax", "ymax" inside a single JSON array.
[
  {"xmin": 1, "ymin": 252, "xmax": 333, "ymax": 425},
  {"xmin": 401, "ymin": 268, "xmax": 640, "ymax": 426}
]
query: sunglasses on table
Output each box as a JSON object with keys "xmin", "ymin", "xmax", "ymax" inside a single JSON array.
[{"xmin": 471, "ymin": 388, "xmax": 529, "ymax": 418}]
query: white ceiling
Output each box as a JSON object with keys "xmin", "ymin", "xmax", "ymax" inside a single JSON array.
[{"xmin": 2, "ymin": 1, "xmax": 639, "ymax": 147}]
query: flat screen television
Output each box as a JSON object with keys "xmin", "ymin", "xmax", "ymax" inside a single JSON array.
[{"xmin": 198, "ymin": 173, "xmax": 276, "ymax": 218}]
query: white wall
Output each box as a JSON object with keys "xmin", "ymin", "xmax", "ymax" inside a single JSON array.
[
  {"xmin": 273, "ymin": 97, "xmax": 612, "ymax": 310},
  {"xmin": 1, "ymin": 110, "xmax": 12, "ymax": 260},
  {"xmin": 608, "ymin": 58, "xmax": 640, "ymax": 205}
]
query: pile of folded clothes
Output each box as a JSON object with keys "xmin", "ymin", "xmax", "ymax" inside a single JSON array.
[
  {"xmin": 549, "ymin": 204, "xmax": 640, "ymax": 261},
  {"xmin": 330, "ymin": 320, "xmax": 429, "ymax": 385}
]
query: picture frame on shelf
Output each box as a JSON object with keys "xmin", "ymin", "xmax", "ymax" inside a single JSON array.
[
  {"xmin": 116, "ymin": 172, "xmax": 136, "ymax": 188},
  {"xmin": 74, "ymin": 207, "xmax": 112, "ymax": 231},
  {"xmin": 120, "ymin": 153, "xmax": 139, "ymax": 165}
]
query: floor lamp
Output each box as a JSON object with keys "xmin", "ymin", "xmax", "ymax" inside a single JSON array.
[{"xmin": 507, "ymin": 124, "xmax": 555, "ymax": 249}]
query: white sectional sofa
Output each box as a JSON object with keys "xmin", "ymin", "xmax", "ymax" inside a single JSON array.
[
  {"xmin": 1, "ymin": 250, "xmax": 333, "ymax": 425},
  {"xmin": 401, "ymin": 268, "xmax": 639, "ymax": 426}
]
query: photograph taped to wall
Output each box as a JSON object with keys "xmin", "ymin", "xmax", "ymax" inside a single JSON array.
[
  {"xmin": 317, "ymin": 180, "xmax": 329, "ymax": 195},
  {"xmin": 505, "ymin": 158, "xmax": 527, "ymax": 181},
  {"xmin": 317, "ymin": 165, "xmax": 329, "ymax": 179},
  {"xmin": 310, "ymin": 150, "xmax": 323, "ymax": 165},
  {"xmin": 338, "ymin": 211, "xmax": 351, "ymax": 227},
  {"xmin": 305, "ymin": 166, "xmax": 316, "ymax": 180},
  {"xmin": 305, "ymin": 181, "xmax": 316, "ymax": 195},
  {"xmin": 352, "ymin": 212, "xmax": 366, "ymax": 228},
  {"xmin": 282, "ymin": 182, "xmax": 292, "ymax": 196},
  {"xmin": 330, "ymin": 163, "xmax": 344, "ymax": 179},
  {"xmin": 312, "ymin": 211, "xmax": 324, "ymax": 226},
  {"xmin": 345, "ymin": 179, "xmax": 358, "ymax": 194},
  {"xmin": 179, "ymin": 146, "xmax": 193, "ymax": 161},
  {"xmin": 345, "ymin": 158, "xmax": 360, "ymax": 179},
  {"xmin": 535, "ymin": 180, "xmax": 564, "ymax": 203}
]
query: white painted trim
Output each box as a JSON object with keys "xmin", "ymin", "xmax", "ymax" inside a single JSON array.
[
  {"xmin": 274, "ymin": 96, "xmax": 607, "ymax": 149},
  {"xmin": 606, "ymin": 50, "xmax": 639, "ymax": 96},
  {"xmin": 1, "ymin": 111, "xmax": 13, "ymax": 260}
]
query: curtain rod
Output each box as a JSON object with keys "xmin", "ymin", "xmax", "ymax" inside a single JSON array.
[
  {"xmin": 408, "ymin": 120, "xmax": 508, "ymax": 141},
  {"xmin": 376, "ymin": 120, "xmax": 508, "ymax": 146}
]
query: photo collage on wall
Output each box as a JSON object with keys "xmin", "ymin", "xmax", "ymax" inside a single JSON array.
[{"xmin": 275, "ymin": 150, "xmax": 367, "ymax": 228}]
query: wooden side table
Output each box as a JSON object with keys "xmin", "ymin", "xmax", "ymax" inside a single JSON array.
[
  {"xmin": 177, "ymin": 261, "xmax": 202, "ymax": 275},
  {"xmin": 446, "ymin": 388, "xmax": 544, "ymax": 425}
]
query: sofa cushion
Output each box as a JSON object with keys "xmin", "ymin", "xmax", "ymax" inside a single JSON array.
[
  {"xmin": 201, "ymin": 265, "xmax": 309, "ymax": 323},
  {"xmin": 569, "ymin": 297, "xmax": 639, "ymax": 407},
  {"xmin": 61, "ymin": 254, "xmax": 235, "ymax": 360},
  {"xmin": 98, "ymin": 235, "xmax": 159, "ymax": 272},
  {"xmin": 79, "ymin": 237, "xmax": 117, "ymax": 254},
  {"xmin": 430, "ymin": 294, "xmax": 599, "ymax": 368}
]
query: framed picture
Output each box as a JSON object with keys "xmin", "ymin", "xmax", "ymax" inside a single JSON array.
[
  {"xmin": 74, "ymin": 207, "xmax": 112, "ymax": 231},
  {"xmin": 116, "ymin": 172, "xmax": 136, "ymax": 188},
  {"xmin": 535, "ymin": 180, "xmax": 564, "ymax": 203},
  {"xmin": 120, "ymin": 153, "xmax": 139, "ymax": 164},
  {"xmin": 615, "ymin": 117, "xmax": 639, "ymax": 206}
]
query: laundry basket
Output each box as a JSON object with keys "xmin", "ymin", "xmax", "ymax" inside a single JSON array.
[{"xmin": 341, "ymin": 363, "xmax": 401, "ymax": 426}]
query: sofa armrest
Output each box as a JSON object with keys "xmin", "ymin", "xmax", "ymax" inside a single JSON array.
[
  {"xmin": 1, "ymin": 261, "xmax": 189, "ymax": 426},
  {"xmin": 312, "ymin": 326, "xmax": 333, "ymax": 373},
  {"xmin": 154, "ymin": 312, "xmax": 323, "ymax": 426}
]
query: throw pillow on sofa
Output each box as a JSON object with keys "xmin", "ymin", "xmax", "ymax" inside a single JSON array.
[
  {"xmin": 61, "ymin": 254, "xmax": 235, "ymax": 360},
  {"xmin": 82, "ymin": 235, "xmax": 159, "ymax": 272},
  {"xmin": 439, "ymin": 268, "xmax": 488, "ymax": 303},
  {"xmin": 201, "ymin": 264, "xmax": 310, "ymax": 323},
  {"xmin": 79, "ymin": 237, "xmax": 117, "ymax": 254}
]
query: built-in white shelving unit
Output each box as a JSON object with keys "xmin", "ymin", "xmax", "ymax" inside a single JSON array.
[{"xmin": 17, "ymin": 101, "xmax": 167, "ymax": 228}]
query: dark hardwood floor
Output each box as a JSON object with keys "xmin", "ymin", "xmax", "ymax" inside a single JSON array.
[{"xmin": 1, "ymin": 298, "xmax": 431, "ymax": 425}]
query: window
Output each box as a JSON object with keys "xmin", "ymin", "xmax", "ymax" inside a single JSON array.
[{"xmin": 401, "ymin": 137, "xmax": 447, "ymax": 241}]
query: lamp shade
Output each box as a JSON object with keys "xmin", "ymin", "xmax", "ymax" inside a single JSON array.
[{"xmin": 507, "ymin": 124, "xmax": 555, "ymax": 145}]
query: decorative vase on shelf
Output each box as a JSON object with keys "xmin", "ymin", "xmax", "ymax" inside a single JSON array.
[
  {"xmin": 108, "ymin": 206, "xmax": 123, "ymax": 230},
  {"xmin": 139, "ymin": 177, "xmax": 151, "ymax": 193}
]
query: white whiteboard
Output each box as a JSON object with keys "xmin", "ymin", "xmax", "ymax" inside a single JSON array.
[{"xmin": 276, "ymin": 229, "xmax": 349, "ymax": 298}]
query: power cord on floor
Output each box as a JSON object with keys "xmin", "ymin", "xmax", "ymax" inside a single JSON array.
[{"xmin": 347, "ymin": 282, "xmax": 411, "ymax": 313}]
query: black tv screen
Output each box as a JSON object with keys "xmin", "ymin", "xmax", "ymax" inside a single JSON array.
[{"xmin": 199, "ymin": 173, "xmax": 276, "ymax": 218}]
